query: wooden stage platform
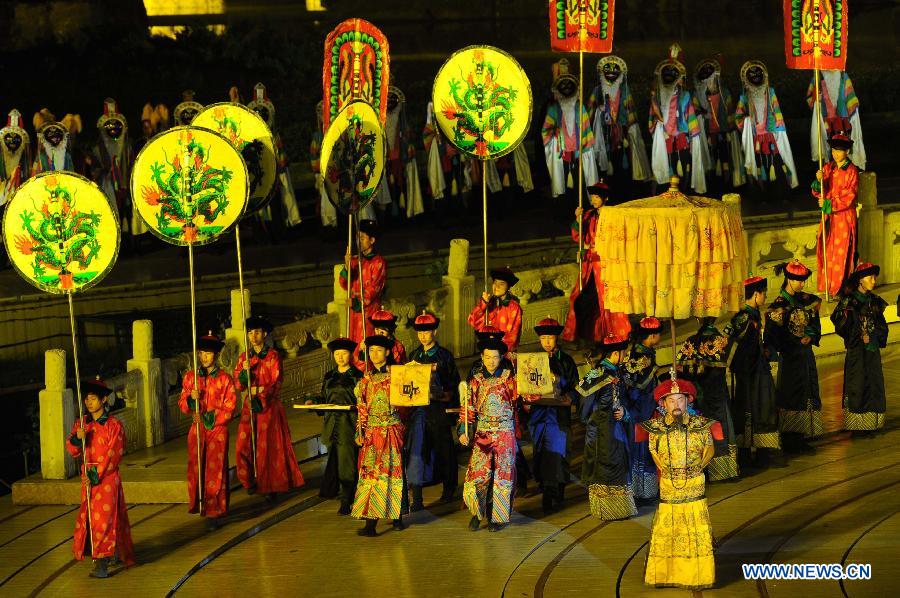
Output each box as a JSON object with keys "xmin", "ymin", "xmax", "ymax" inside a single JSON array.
[{"xmin": 0, "ymin": 348, "xmax": 897, "ymax": 597}]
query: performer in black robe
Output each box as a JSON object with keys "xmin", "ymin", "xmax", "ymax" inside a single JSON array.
[
  {"xmin": 676, "ymin": 317, "xmax": 739, "ymax": 481},
  {"xmin": 526, "ymin": 317, "xmax": 579, "ymax": 514},
  {"xmin": 831, "ymin": 262, "xmax": 889, "ymax": 437},
  {"xmin": 621, "ymin": 317, "xmax": 664, "ymax": 502},
  {"xmin": 406, "ymin": 312, "xmax": 461, "ymax": 509},
  {"xmin": 766, "ymin": 260, "xmax": 823, "ymax": 452},
  {"xmin": 577, "ymin": 334, "xmax": 636, "ymax": 520},
  {"xmin": 725, "ymin": 276, "xmax": 780, "ymax": 467},
  {"xmin": 310, "ymin": 338, "xmax": 363, "ymax": 514}
]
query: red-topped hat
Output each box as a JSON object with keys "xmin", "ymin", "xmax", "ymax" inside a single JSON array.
[
  {"xmin": 490, "ymin": 266, "xmax": 519, "ymax": 287},
  {"xmin": 369, "ymin": 309, "xmax": 397, "ymax": 331},
  {"xmin": 852, "ymin": 262, "xmax": 879, "ymax": 281},
  {"xmin": 586, "ymin": 180, "xmax": 609, "ymax": 196},
  {"xmin": 774, "ymin": 259, "xmax": 811, "ymax": 281},
  {"xmin": 653, "ymin": 376, "xmax": 697, "ymax": 404},
  {"xmin": 828, "ymin": 131, "xmax": 853, "ymax": 150},
  {"xmin": 743, "ymin": 275, "xmax": 767, "ymax": 295},
  {"xmin": 534, "ymin": 316, "xmax": 564, "ymax": 337},
  {"xmin": 601, "ymin": 333, "xmax": 629, "ymax": 352},
  {"xmin": 638, "ymin": 317, "xmax": 663, "ymax": 334},
  {"xmin": 412, "ymin": 310, "xmax": 440, "ymax": 331}
]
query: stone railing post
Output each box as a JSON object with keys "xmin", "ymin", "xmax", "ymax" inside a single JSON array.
[
  {"xmin": 39, "ymin": 349, "xmax": 76, "ymax": 480},
  {"xmin": 326, "ymin": 264, "xmax": 350, "ymax": 338},
  {"xmin": 441, "ymin": 239, "xmax": 475, "ymax": 357},
  {"xmin": 222, "ymin": 288, "xmax": 251, "ymax": 371},
  {"xmin": 126, "ymin": 320, "xmax": 164, "ymax": 447},
  {"xmin": 857, "ymin": 172, "xmax": 883, "ymax": 274}
]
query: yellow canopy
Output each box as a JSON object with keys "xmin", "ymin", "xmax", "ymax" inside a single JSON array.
[{"xmin": 595, "ymin": 184, "xmax": 748, "ymax": 319}]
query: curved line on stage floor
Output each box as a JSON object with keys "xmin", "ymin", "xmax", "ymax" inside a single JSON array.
[
  {"xmin": 0, "ymin": 506, "xmax": 38, "ymax": 526},
  {"xmin": 838, "ymin": 509, "xmax": 899, "ymax": 598},
  {"xmin": 499, "ymin": 513, "xmax": 591, "ymax": 597},
  {"xmin": 0, "ymin": 504, "xmax": 145, "ymax": 589},
  {"xmin": 533, "ymin": 520, "xmax": 612, "ymax": 597},
  {"xmin": 755, "ymin": 479, "xmax": 900, "ymax": 598},
  {"xmin": 0, "ymin": 506, "xmax": 80, "ymax": 550},
  {"xmin": 27, "ymin": 504, "xmax": 177, "ymax": 597},
  {"xmin": 166, "ymin": 494, "xmax": 324, "ymax": 597}
]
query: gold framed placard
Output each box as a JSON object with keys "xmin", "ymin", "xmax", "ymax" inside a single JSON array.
[
  {"xmin": 389, "ymin": 363, "xmax": 431, "ymax": 407},
  {"xmin": 516, "ymin": 352, "xmax": 554, "ymax": 396}
]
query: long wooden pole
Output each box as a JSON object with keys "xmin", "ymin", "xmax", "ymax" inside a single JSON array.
[
  {"xmin": 482, "ymin": 166, "xmax": 489, "ymax": 327},
  {"xmin": 813, "ymin": 0, "xmax": 830, "ymax": 301},
  {"xmin": 355, "ymin": 213, "xmax": 369, "ymax": 375},
  {"xmin": 345, "ymin": 213, "xmax": 353, "ymax": 336},
  {"xmin": 235, "ymin": 226, "xmax": 257, "ymax": 478},
  {"xmin": 67, "ymin": 292, "xmax": 94, "ymax": 556},
  {"xmin": 577, "ymin": 20, "xmax": 585, "ymax": 292},
  {"xmin": 188, "ymin": 242, "xmax": 203, "ymax": 511}
]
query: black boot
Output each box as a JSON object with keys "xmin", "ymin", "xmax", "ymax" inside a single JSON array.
[
  {"xmin": 205, "ymin": 517, "xmax": 220, "ymax": 532},
  {"xmin": 489, "ymin": 521, "xmax": 505, "ymax": 532},
  {"xmin": 357, "ymin": 518, "xmax": 377, "ymax": 537},
  {"xmin": 440, "ymin": 484, "xmax": 457, "ymax": 503},
  {"xmin": 392, "ymin": 515, "xmax": 406, "ymax": 531},
  {"xmin": 468, "ymin": 516, "xmax": 481, "ymax": 531},
  {"xmin": 89, "ymin": 557, "xmax": 109, "ymax": 578},
  {"xmin": 338, "ymin": 482, "xmax": 355, "ymax": 515},
  {"xmin": 410, "ymin": 485, "xmax": 424, "ymax": 512},
  {"xmin": 542, "ymin": 492, "xmax": 555, "ymax": 515}
]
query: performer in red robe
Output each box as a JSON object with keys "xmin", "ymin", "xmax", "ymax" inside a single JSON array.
[
  {"xmin": 562, "ymin": 181, "xmax": 631, "ymax": 345},
  {"xmin": 66, "ymin": 377, "xmax": 135, "ymax": 578},
  {"xmin": 340, "ymin": 219, "xmax": 387, "ymax": 344},
  {"xmin": 814, "ymin": 131, "xmax": 860, "ymax": 298},
  {"xmin": 234, "ymin": 316, "xmax": 305, "ymax": 499},
  {"xmin": 467, "ymin": 267, "xmax": 523, "ymax": 353},
  {"xmin": 179, "ymin": 332, "xmax": 237, "ymax": 530}
]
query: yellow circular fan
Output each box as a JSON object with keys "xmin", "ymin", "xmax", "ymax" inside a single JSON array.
[
  {"xmin": 131, "ymin": 126, "xmax": 249, "ymax": 246},
  {"xmin": 2, "ymin": 172, "xmax": 120, "ymax": 294},
  {"xmin": 432, "ymin": 45, "xmax": 532, "ymax": 160}
]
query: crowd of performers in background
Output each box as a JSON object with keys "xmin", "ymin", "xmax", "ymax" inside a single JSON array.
[
  {"xmin": 66, "ymin": 196, "xmax": 888, "ymax": 585},
  {"xmin": 0, "ymin": 44, "xmax": 868, "ymax": 263}
]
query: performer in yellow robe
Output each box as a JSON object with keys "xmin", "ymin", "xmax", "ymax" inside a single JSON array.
[{"xmin": 638, "ymin": 375, "xmax": 719, "ymax": 590}]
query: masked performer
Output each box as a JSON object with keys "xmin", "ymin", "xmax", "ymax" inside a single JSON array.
[
  {"xmin": 374, "ymin": 82, "xmax": 424, "ymax": 221},
  {"xmin": 174, "ymin": 90, "xmax": 203, "ymax": 127},
  {"xmin": 1, "ymin": 109, "xmax": 30, "ymax": 209},
  {"xmin": 32, "ymin": 109, "xmax": 74, "ymax": 174},
  {"xmin": 808, "ymin": 69, "xmax": 866, "ymax": 170},
  {"xmin": 94, "ymin": 98, "xmax": 146, "ymax": 241},
  {"xmin": 693, "ymin": 56, "xmax": 744, "ymax": 190}
]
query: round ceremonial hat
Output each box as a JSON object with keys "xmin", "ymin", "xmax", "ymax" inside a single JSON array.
[
  {"xmin": 743, "ymin": 275, "xmax": 767, "ymax": 294},
  {"xmin": 638, "ymin": 316, "xmax": 663, "ymax": 334},
  {"xmin": 197, "ymin": 331, "xmax": 225, "ymax": 353},
  {"xmin": 653, "ymin": 376, "xmax": 697, "ymax": 404},
  {"xmin": 852, "ymin": 262, "xmax": 879, "ymax": 280},
  {"xmin": 245, "ymin": 315, "xmax": 273, "ymax": 333},
  {"xmin": 775, "ymin": 259, "xmax": 811, "ymax": 281},
  {"xmin": 82, "ymin": 375, "xmax": 112, "ymax": 399},
  {"xmin": 412, "ymin": 311, "xmax": 440, "ymax": 331},
  {"xmin": 358, "ymin": 219, "xmax": 379, "ymax": 238},
  {"xmin": 369, "ymin": 309, "xmax": 398, "ymax": 330},
  {"xmin": 475, "ymin": 326, "xmax": 504, "ymax": 342},
  {"xmin": 828, "ymin": 131, "xmax": 853, "ymax": 150},
  {"xmin": 364, "ymin": 335, "xmax": 394, "ymax": 350},
  {"xmin": 601, "ymin": 333, "xmax": 629, "ymax": 352},
  {"xmin": 587, "ymin": 179, "xmax": 609, "ymax": 196},
  {"xmin": 478, "ymin": 337, "xmax": 508, "ymax": 355},
  {"xmin": 490, "ymin": 266, "xmax": 519, "ymax": 287},
  {"xmin": 327, "ymin": 337, "xmax": 357, "ymax": 353},
  {"xmin": 534, "ymin": 316, "xmax": 563, "ymax": 336}
]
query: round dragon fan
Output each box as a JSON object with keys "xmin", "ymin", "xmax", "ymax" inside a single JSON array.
[
  {"xmin": 192, "ymin": 103, "xmax": 277, "ymax": 215},
  {"xmin": 319, "ymin": 101, "xmax": 386, "ymax": 215},
  {"xmin": 131, "ymin": 126, "xmax": 249, "ymax": 246},
  {"xmin": 2, "ymin": 172, "xmax": 120, "ymax": 294},
  {"xmin": 432, "ymin": 45, "xmax": 532, "ymax": 160}
]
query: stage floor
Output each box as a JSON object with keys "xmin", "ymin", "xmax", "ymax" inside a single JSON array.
[{"xmin": 1, "ymin": 348, "xmax": 898, "ymax": 597}]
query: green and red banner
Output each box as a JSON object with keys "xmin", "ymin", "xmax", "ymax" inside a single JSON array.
[
  {"xmin": 549, "ymin": 0, "xmax": 615, "ymax": 54},
  {"xmin": 783, "ymin": 0, "xmax": 848, "ymax": 70}
]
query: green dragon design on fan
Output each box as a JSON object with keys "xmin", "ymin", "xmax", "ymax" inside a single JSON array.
[
  {"xmin": 140, "ymin": 130, "xmax": 232, "ymax": 243},
  {"xmin": 441, "ymin": 51, "xmax": 518, "ymax": 157},
  {"xmin": 207, "ymin": 106, "xmax": 265, "ymax": 197},
  {"xmin": 335, "ymin": 111, "xmax": 378, "ymax": 208},
  {"xmin": 12, "ymin": 175, "xmax": 102, "ymax": 291}
]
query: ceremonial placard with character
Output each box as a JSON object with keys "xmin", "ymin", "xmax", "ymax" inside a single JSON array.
[
  {"xmin": 389, "ymin": 363, "xmax": 432, "ymax": 407},
  {"xmin": 516, "ymin": 352, "xmax": 554, "ymax": 396}
]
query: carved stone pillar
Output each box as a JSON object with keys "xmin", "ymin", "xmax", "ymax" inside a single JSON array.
[
  {"xmin": 126, "ymin": 320, "xmax": 164, "ymax": 447},
  {"xmin": 39, "ymin": 349, "xmax": 76, "ymax": 479},
  {"xmin": 442, "ymin": 239, "xmax": 475, "ymax": 357}
]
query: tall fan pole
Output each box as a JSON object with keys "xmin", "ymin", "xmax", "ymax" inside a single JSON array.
[
  {"xmin": 577, "ymin": 16, "xmax": 586, "ymax": 292},
  {"xmin": 235, "ymin": 226, "xmax": 258, "ymax": 478},
  {"xmin": 67, "ymin": 291, "xmax": 94, "ymax": 556},
  {"xmin": 813, "ymin": 0, "xmax": 830, "ymax": 301},
  {"xmin": 355, "ymin": 213, "xmax": 369, "ymax": 375},
  {"xmin": 345, "ymin": 213, "xmax": 353, "ymax": 336},
  {"xmin": 188, "ymin": 242, "xmax": 203, "ymax": 510},
  {"xmin": 482, "ymin": 166, "xmax": 489, "ymax": 327}
]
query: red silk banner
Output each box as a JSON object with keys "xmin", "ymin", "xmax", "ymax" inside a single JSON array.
[
  {"xmin": 549, "ymin": 0, "xmax": 615, "ymax": 54},
  {"xmin": 783, "ymin": 0, "xmax": 848, "ymax": 70}
]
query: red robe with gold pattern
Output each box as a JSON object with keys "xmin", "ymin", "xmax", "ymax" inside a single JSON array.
[
  {"xmin": 179, "ymin": 368, "xmax": 237, "ymax": 518},
  {"xmin": 815, "ymin": 160, "xmax": 859, "ymax": 297},
  {"xmin": 467, "ymin": 295, "xmax": 522, "ymax": 352},
  {"xmin": 562, "ymin": 207, "xmax": 631, "ymax": 342},
  {"xmin": 339, "ymin": 251, "xmax": 387, "ymax": 344},
  {"xmin": 66, "ymin": 414, "xmax": 135, "ymax": 564},
  {"xmin": 233, "ymin": 347, "xmax": 305, "ymax": 494}
]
